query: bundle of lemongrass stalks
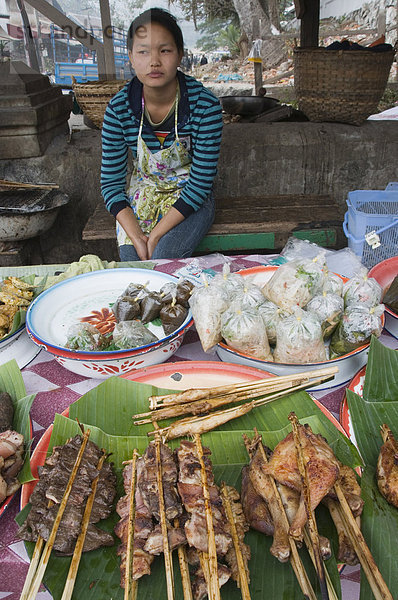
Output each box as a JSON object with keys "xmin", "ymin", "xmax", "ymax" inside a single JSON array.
[
  {"xmin": 243, "ymin": 415, "xmax": 393, "ymax": 600},
  {"xmin": 133, "ymin": 366, "xmax": 339, "ymax": 440},
  {"xmin": 123, "ymin": 432, "xmax": 251, "ymax": 600}
]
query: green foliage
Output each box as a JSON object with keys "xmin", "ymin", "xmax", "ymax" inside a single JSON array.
[
  {"xmin": 218, "ymin": 23, "xmax": 241, "ymax": 57},
  {"xmin": 170, "ymin": 0, "xmax": 237, "ymax": 28},
  {"xmin": 196, "ymin": 16, "xmax": 240, "ymax": 54}
]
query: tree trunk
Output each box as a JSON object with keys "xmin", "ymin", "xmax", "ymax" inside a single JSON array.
[{"xmin": 232, "ymin": 0, "xmax": 286, "ymax": 67}]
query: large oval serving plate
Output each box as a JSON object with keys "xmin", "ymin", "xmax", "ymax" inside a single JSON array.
[
  {"xmin": 216, "ymin": 266, "xmax": 372, "ymax": 391},
  {"xmin": 340, "ymin": 365, "xmax": 366, "ymax": 444},
  {"xmin": 21, "ymin": 362, "xmax": 347, "ymax": 509},
  {"xmin": 369, "ymin": 256, "xmax": 398, "ymax": 339},
  {"xmin": 121, "ymin": 360, "xmax": 275, "ymax": 389},
  {"xmin": 25, "ymin": 269, "xmax": 194, "ymax": 378}
]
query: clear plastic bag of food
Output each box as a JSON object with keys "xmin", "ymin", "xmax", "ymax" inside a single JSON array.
[
  {"xmin": 329, "ymin": 303, "xmax": 385, "ymax": 358},
  {"xmin": 263, "ymin": 254, "xmax": 326, "ymax": 311},
  {"xmin": 305, "ymin": 292, "xmax": 344, "ymax": 339},
  {"xmin": 343, "ymin": 268, "xmax": 382, "ymax": 308},
  {"xmin": 160, "ymin": 301, "xmax": 188, "ymax": 335},
  {"xmin": 212, "ymin": 263, "xmax": 246, "ymax": 300},
  {"xmin": 323, "ymin": 269, "xmax": 344, "ymax": 297},
  {"xmin": 112, "ymin": 295, "xmax": 141, "ymax": 322},
  {"xmin": 257, "ymin": 300, "xmax": 289, "ymax": 345},
  {"xmin": 65, "ymin": 323, "xmax": 108, "ymax": 351},
  {"xmin": 188, "ymin": 278, "xmax": 229, "ymax": 352},
  {"xmin": 274, "ymin": 308, "xmax": 327, "ymax": 364},
  {"xmin": 221, "ymin": 303, "xmax": 273, "ymax": 361},
  {"xmin": 112, "ymin": 320, "xmax": 159, "ymax": 349}
]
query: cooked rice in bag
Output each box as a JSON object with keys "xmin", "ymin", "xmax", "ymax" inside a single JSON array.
[
  {"xmin": 274, "ymin": 308, "xmax": 327, "ymax": 364},
  {"xmin": 329, "ymin": 303, "xmax": 385, "ymax": 358},
  {"xmin": 112, "ymin": 320, "xmax": 159, "ymax": 349},
  {"xmin": 212, "ymin": 263, "xmax": 246, "ymax": 300},
  {"xmin": 221, "ymin": 303, "xmax": 273, "ymax": 361},
  {"xmin": 66, "ymin": 323, "xmax": 108, "ymax": 351},
  {"xmin": 263, "ymin": 255, "xmax": 326, "ymax": 311},
  {"xmin": 323, "ymin": 270, "xmax": 344, "ymax": 297},
  {"xmin": 189, "ymin": 279, "xmax": 229, "ymax": 352},
  {"xmin": 343, "ymin": 268, "xmax": 382, "ymax": 308},
  {"xmin": 305, "ymin": 292, "xmax": 344, "ymax": 339},
  {"xmin": 257, "ymin": 300, "xmax": 289, "ymax": 345},
  {"xmin": 237, "ymin": 282, "xmax": 267, "ymax": 310}
]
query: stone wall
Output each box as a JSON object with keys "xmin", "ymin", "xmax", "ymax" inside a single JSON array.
[{"xmin": 0, "ymin": 120, "xmax": 397, "ymax": 264}]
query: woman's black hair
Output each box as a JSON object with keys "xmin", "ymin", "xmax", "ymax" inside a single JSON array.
[{"xmin": 127, "ymin": 8, "xmax": 184, "ymax": 53}]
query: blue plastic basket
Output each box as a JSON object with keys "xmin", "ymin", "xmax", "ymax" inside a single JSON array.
[{"xmin": 343, "ymin": 188, "xmax": 398, "ymax": 268}]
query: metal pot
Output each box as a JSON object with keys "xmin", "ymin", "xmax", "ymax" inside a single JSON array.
[
  {"xmin": 219, "ymin": 95, "xmax": 280, "ymax": 116},
  {"xmin": 0, "ymin": 190, "xmax": 69, "ymax": 242}
]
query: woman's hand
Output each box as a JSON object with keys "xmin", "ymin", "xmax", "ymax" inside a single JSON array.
[
  {"xmin": 116, "ymin": 207, "xmax": 149, "ymax": 260},
  {"xmin": 147, "ymin": 207, "xmax": 185, "ymax": 258}
]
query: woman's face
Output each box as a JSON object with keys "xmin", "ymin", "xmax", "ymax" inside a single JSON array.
[{"xmin": 129, "ymin": 22, "xmax": 182, "ymax": 90}]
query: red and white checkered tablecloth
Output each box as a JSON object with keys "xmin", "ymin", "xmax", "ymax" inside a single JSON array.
[{"xmin": 3, "ymin": 253, "xmax": 393, "ymax": 599}]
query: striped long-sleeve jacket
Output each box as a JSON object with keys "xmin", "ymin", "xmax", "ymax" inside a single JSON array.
[{"xmin": 101, "ymin": 71, "xmax": 223, "ymax": 219}]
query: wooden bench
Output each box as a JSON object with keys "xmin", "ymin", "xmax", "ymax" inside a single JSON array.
[{"xmin": 82, "ymin": 195, "xmax": 343, "ymax": 253}]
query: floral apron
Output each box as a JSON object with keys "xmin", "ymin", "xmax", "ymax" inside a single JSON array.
[{"xmin": 117, "ymin": 91, "xmax": 192, "ymax": 246}]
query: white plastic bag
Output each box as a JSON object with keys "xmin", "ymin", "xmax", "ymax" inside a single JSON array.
[
  {"xmin": 274, "ymin": 308, "xmax": 327, "ymax": 364},
  {"xmin": 221, "ymin": 303, "xmax": 273, "ymax": 361}
]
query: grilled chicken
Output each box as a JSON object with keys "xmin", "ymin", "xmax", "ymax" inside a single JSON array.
[
  {"xmin": 322, "ymin": 496, "xmax": 359, "ymax": 565},
  {"xmin": 241, "ymin": 465, "xmax": 274, "ymax": 536},
  {"xmin": 260, "ymin": 424, "xmax": 340, "ymax": 541},
  {"xmin": 243, "ymin": 433, "xmax": 290, "ymax": 562},
  {"xmin": 376, "ymin": 424, "xmax": 398, "ymax": 508}
]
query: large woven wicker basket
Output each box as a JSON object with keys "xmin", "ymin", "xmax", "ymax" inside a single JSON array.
[
  {"xmin": 294, "ymin": 48, "xmax": 395, "ymax": 125},
  {"xmin": 72, "ymin": 78, "xmax": 128, "ymax": 128}
]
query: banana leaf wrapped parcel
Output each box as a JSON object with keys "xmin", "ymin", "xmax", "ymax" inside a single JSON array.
[
  {"xmin": 274, "ymin": 308, "xmax": 327, "ymax": 364},
  {"xmin": 330, "ymin": 303, "xmax": 385, "ymax": 358},
  {"xmin": 221, "ymin": 302, "xmax": 273, "ymax": 361},
  {"xmin": 383, "ymin": 275, "xmax": 398, "ymax": 313}
]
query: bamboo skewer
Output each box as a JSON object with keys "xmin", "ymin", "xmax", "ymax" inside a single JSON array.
[
  {"xmin": 252, "ymin": 431, "xmax": 318, "ymax": 600},
  {"xmin": 19, "ymin": 530, "xmax": 46, "ymax": 600},
  {"xmin": 220, "ymin": 483, "xmax": 251, "ymax": 600},
  {"xmin": 194, "ymin": 434, "xmax": 221, "ymax": 600},
  {"xmin": 148, "ymin": 372, "xmax": 335, "ymax": 440},
  {"xmin": 174, "ymin": 516, "xmax": 194, "ymax": 600},
  {"xmin": 61, "ymin": 451, "xmax": 107, "ymax": 600},
  {"xmin": 0, "ymin": 178, "xmax": 59, "ymax": 190},
  {"xmin": 22, "ymin": 429, "xmax": 91, "ymax": 600},
  {"xmin": 154, "ymin": 431, "xmax": 175, "ymax": 600},
  {"xmin": 148, "ymin": 367, "xmax": 339, "ymax": 410},
  {"xmin": 333, "ymin": 482, "xmax": 393, "ymax": 600},
  {"xmin": 303, "ymin": 529, "xmax": 339, "ymax": 600},
  {"xmin": 289, "ymin": 412, "xmax": 329, "ymax": 600},
  {"xmin": 123, "ymin": 450, "xmax": 139, "ymax": 600}
]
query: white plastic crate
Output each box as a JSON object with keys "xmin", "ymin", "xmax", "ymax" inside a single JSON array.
[{"xmin": 343, "ymin": 188, "xmax": 398, "ymax": 268}]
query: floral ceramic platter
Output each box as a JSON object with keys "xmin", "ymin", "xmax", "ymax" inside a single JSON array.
[{"xmin": 25, "ymin": 268, "xmax": 193, "ymax": 378}]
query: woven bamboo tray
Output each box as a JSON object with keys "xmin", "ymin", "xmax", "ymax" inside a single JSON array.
[
  {"xmin": 72, "ymin": 78, "xmax": 128, "ymax": 128},
  {"xmin": 294, "ymin": 48, "xmax": 395, "ymax": 125}
]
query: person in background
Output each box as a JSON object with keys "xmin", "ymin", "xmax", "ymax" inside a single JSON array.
[
  {"xmin": 101, "ymin": 8, "xmax": 223, "ymax": 261},
  {"xmin": 200, "ymin": 54, "xmax": 208, "ymax": 65}
]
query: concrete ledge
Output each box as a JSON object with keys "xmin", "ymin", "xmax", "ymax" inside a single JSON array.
[{"xmin": 0, "ymin": 120, "xmax": 396, "ymax": 264}]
